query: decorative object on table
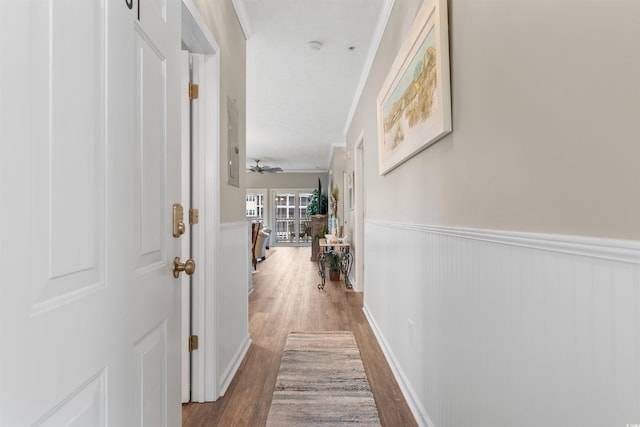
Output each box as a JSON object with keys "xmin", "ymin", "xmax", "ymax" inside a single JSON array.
[
  {"xmin": 309, "ymin": 215, "xmax": 328, "ymax": 261},
  {"xmin": 329, "ymin": 186, "xmax": 340, "ymax": 236},
  {"xmin": 266, "ymin": 331, "xmax": 381, "ymax": 427},
  {"xmin": 377, "ymin": 0, "xmax": 451, "ymax": 175}
]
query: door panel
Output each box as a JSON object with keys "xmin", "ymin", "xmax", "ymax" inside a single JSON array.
[
  {"xmin": 134, "ymin": 323, "xmax": 168, "ymax": 427},
  {"xmin": 30, "ymin": 0, "xmax": 106, "ymax": 316},
  {"xmin": 33, "ymin": 371, "xmax": 106, "ymax": 427},
  {"xmin": 132, "ymin": 0, "xmax": 182, "ymax": 424},
  {"xmin": 135, "ymin": 28, "xmax": 167, "ymax": 269}
]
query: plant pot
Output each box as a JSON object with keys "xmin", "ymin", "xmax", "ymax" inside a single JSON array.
[{"xmin": 329, "ymin": 270, "xmax": 341, "ymax": 281}]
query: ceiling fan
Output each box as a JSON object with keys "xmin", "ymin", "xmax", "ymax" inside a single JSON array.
[{"xmin": 247, "ymin": 159, "xmax": 283, "ymax": 174}]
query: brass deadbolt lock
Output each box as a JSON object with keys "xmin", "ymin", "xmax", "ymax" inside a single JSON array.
[{"xmin": 173, "ymin": 203, "xmax": 185, "ymax": 237}]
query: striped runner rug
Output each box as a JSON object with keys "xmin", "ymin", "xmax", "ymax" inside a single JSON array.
[{"xmin": 266, "ymin": 331, "xmax": 382, "ymax": 426}]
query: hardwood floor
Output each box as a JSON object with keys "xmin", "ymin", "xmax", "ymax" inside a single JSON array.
[{"xmin": 182, "ymin": 246, "xmax": 417, "ymax": 426}]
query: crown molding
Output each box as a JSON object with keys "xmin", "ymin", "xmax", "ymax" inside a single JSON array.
[{"xmin": 343, "ymin": 0, "xmax": 396, "ymax": 136}]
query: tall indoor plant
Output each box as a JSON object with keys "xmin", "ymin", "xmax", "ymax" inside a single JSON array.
[{"xmin": 307, "ymin": 189, "xmax": 328, "ymax": 216}]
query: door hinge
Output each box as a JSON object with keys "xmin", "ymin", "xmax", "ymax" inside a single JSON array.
[
  {"xmin": 189, "ymin": 83, "xmax": 199, "ymax": 100},
  {"xmin": 188, "ymin": 335, "xmax": 199, "ymax": 352},
  {"xmin": 189, "ymin": 208, "xmax": 199, "ymax": 225}
]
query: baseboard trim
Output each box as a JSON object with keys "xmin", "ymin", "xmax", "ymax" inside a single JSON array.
[
  {"xmin": 363, "ymin": 304, "xmax": 434, "ymax": 427},
  {"xmin": 216, "ymin": 335, "xmax": 252, "ymax": 399}
]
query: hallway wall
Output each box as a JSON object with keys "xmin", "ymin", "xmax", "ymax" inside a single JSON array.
[
  {"xmin": 246, "ymin": 171, "xmax": 328, "ymax": 190},
  {"xmin": 190, "ymin": 0, "xmax": 250, "ymax": 401},
  {"xmin": 345, "ymin": 0, "xmax": 640, "ymax": 425},
  {"xmin": 192, "ymin": 0, "xmax": 247, "ymax": 224},
  {"xmin": 347, "ymin": 0, "xmax": 640, "ymax": 240}
]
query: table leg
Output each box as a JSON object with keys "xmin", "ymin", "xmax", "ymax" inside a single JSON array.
[
  {"xmin": 342, "ymin": 251, "xmax": 353, "ymax": 289},
  {"xmin": 317, "ymin": 251, "xmax": 327, "ymax": 290}
]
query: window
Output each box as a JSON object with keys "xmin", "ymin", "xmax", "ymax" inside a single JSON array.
[
  {"xmin": 273, "ymin": 190, "xmax": 313, "ymax": 245},
  {"xmin": 246, "ymin": 192, "xmax": 264, "ymax": 221}
]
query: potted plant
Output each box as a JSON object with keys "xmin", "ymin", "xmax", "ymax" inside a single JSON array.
[
  {"xmin": 307, "ymin": 189, "xmax": 328, "ymax": 216},
  {"xmin": 309, "ymin": 194, "xmax": 328, "ymax": 261},
  {"xmin": 326, "ymin": 252, "xmax": 341, "ymax": 281}
]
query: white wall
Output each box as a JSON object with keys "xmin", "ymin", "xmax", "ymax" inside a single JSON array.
[
  {"xmin": 246, "ymin": 171, "xmax": 328, "ymax": 191},
  {"xmin": 347, "ymin": 0, "xmax": 640, "ymax": 239},
  {"xmin": 192, "ymin": 0, "xmax": 247, "ymax": 224},
  {"xmin": 190, "ymin": 0, "xmax": 250, "ymax": 401},
  {"xmin": 215, "ymin": 222, "xmax": 252, "ymax": 398},
  {"xmin": 365, "ymin": 221, "xmax": 640, "ymax": 427}
]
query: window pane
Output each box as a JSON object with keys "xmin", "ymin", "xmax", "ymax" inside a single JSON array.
[{"xmin": 246, "ymin": 192, "xmax": 264, "ymax": 221}]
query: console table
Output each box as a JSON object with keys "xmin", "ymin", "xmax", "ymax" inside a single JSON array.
[{"xmin": 317, "ymin": 238, "xmax": 353, "ymax": 290}]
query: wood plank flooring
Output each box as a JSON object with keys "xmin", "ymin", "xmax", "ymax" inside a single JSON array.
[{"xmin": 182, "ymin": 246, "xmax": 417, "ymax": 426}]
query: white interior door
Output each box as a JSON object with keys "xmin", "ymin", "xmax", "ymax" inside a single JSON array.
[{"xmin": 0, "ymin": 0, "xmax": 182, "ymax": 425}]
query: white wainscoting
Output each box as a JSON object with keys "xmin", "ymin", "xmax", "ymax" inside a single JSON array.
[
  {"xmin": 215, "ymin": 222, "xmax": 252, "ymax": 397},
  {"xmin": 364, "ymin": 220, "xmax": 640, "ymax": 427}
]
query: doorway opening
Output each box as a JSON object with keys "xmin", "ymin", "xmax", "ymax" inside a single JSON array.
[{"xmin": 271, "ymin": 189, "xmax": 314, "ymax": 246}]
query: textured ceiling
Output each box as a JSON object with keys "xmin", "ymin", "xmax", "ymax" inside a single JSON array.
[{"xmin": 236, "ymin": 0, "xmax": 388, "ymax": 173}]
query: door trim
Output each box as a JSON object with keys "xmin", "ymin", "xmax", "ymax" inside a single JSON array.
[
  {"xmin": 181, "ymin": 0, "xmax": 221, "ymax": 403},
  {"xmin": 354, "ymin": 131, "xmax": 365, "ymax": 292}
]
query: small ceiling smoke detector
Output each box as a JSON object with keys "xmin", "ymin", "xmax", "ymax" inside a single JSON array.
[{"xmin": 308, "ymin": 40, "xmax": 323, "ymax": 51}]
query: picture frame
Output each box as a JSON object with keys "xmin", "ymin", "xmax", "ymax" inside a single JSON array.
[{"xmin": 376, "ymin": 0, "xmax": 452, "ymax": 175}]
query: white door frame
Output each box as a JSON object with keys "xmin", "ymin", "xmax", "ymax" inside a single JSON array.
[
  {"xmin": 181, "ymin": 0, "xmax": 221, "ymax": 403},
  {"xmin": 354, "ymin": 132, "xmax": 365, "ymax": 292},
  {"xmin": 180, "ymin": 50, "xmax": 191, "ymax": 403}
]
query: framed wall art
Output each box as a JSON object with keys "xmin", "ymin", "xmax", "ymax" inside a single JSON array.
[{"xmin": 377, "ymin": 0, "xmax": 452, "ymax": 175}]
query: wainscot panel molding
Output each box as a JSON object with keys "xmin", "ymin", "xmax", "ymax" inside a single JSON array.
[
  {"xmin": 216, "ymin": 222, "xmax": 251, "ymax": 398},
  {"xmin": 364, "ymin": 220, "xmax": 640, "ymax": 427}
]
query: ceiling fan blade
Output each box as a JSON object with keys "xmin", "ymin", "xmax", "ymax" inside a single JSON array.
[
  {"xmin": 261, "ymin": 166, "xmax": 282, "ymax": 173},
  {"xmin": 247, "ymin": 160, "xmax": 282, "ymax": 173}
]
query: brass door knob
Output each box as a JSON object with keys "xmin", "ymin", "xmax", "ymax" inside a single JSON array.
[{"xmin": 173, "ymin": 257, "xmax": 196, "ymax": 278}]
